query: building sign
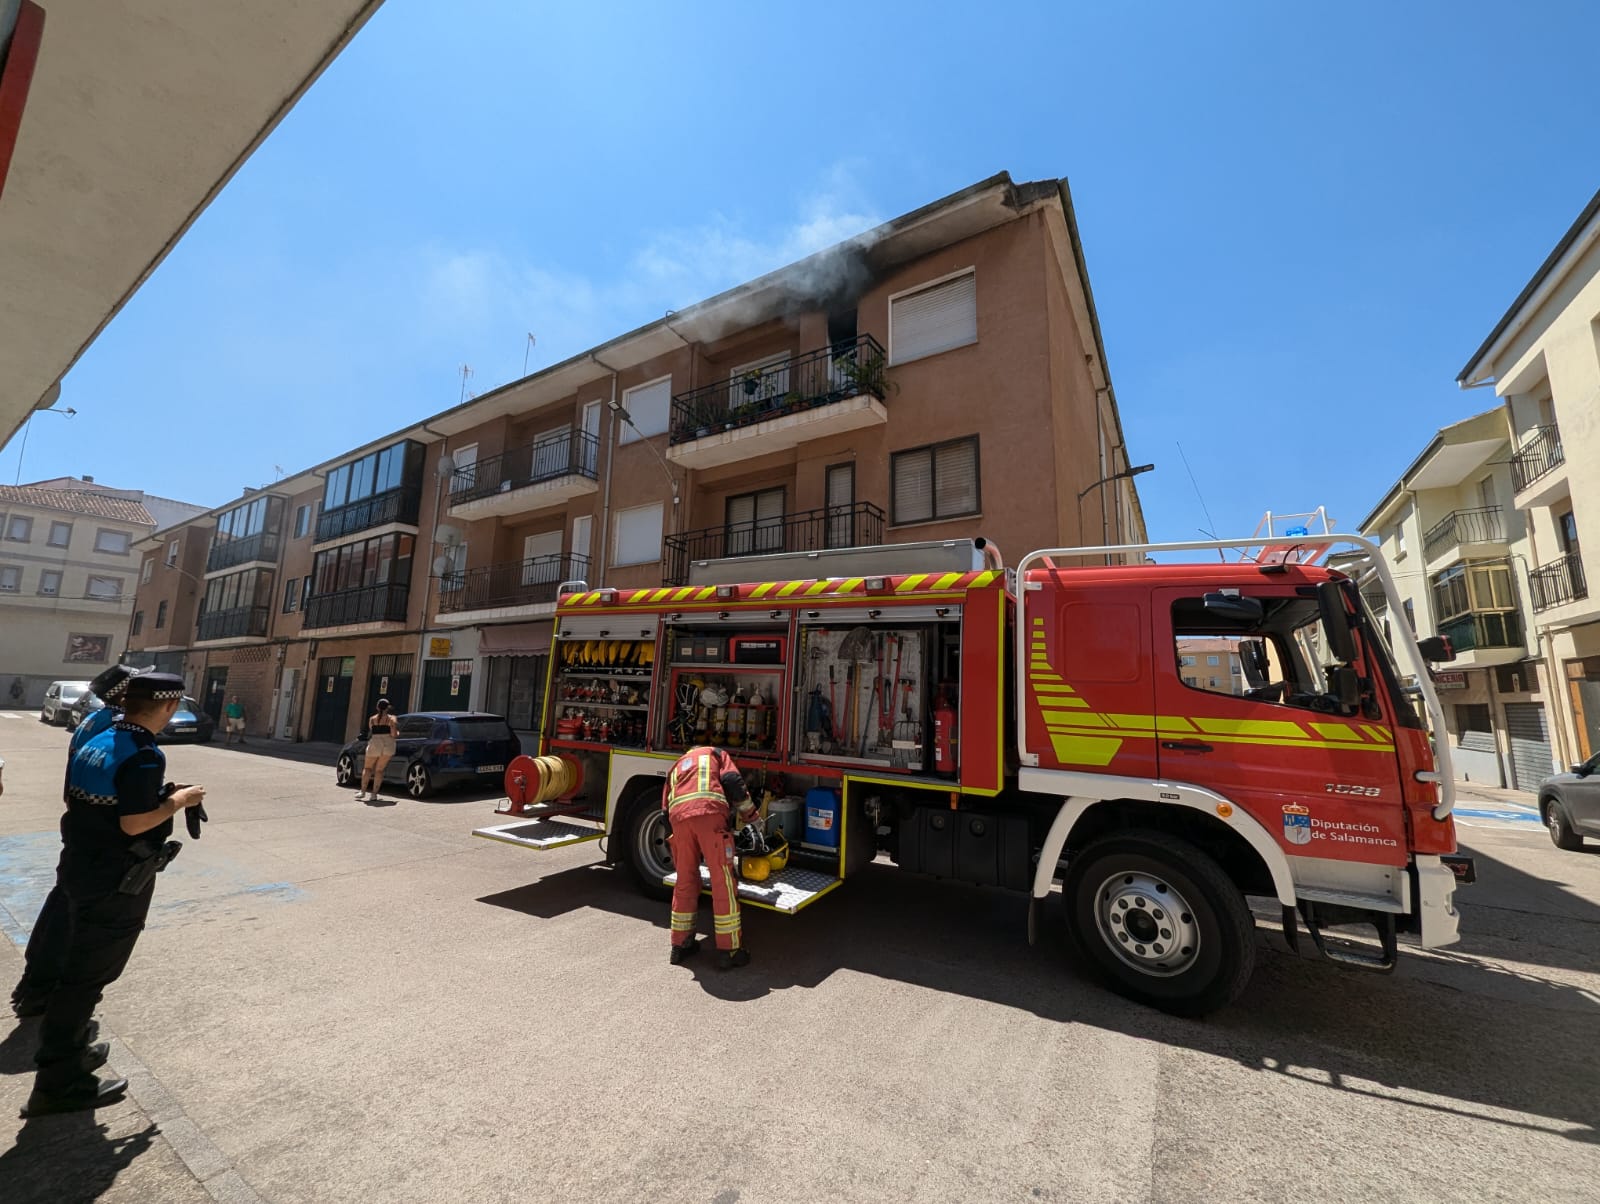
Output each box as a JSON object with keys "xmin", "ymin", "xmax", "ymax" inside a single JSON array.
[
  {"xmin": 450, "ymin": 675, "xmax": 461, "ymax": 696},
  {"xmin": 429, "ymin": 637, "xmax": 453, "ymax": 657},
  {"xmin": 379, "ymin": 675, "xmax": 389, "ymax": 695},
  {"xmin": 65, "ymin": 634, "xmax": 111, "ymax": 663},
  {"xmin": 1433, "ymin": 670, "xmax": 1468, "ymax": 690}
]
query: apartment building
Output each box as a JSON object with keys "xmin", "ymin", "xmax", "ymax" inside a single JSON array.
[
  {"xmin": 126, "ymin": 172, "xmax": 1147, "ymax": 746},
  {"xmin": 1358, "ymin": 408, "xmax": 1550, "ymax": 788},
  {"xmin": 1457, "ymin": 184, "xmax": 1600, "ymax": 773},
  {"xmin": 1, "ymin": 477, "xmax": 204, "ymax": 707}
]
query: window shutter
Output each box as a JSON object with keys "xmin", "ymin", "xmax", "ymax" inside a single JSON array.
[
  {"xmin": 827, "ymin": 464, "xmax": 853, "ymax": 510},
  {"xmin": 893, "ymin": 449, "xmax": 934, "ymax": 524},
  {"xmin": 614, "ymin": 503, "xmax": 663, "ymax": 565},
  {"xmin": 935, "ymin": 440, "xmax": 978, "ymax": 516},
  {"xmin": 891, "ymin": 273, "xmax": 977, "ymax": 364},
  {"xmin": 725, "ymin": 494, "xmax": 755, "ymax": 528},
  {"xmin": 619, "ymin": 378, "xmax": 672, "ymax": 442}
]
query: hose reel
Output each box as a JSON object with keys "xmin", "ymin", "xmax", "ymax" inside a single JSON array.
[{"xmin": 499, "ymin": 754, "xmax": 585, "ymax": 816}]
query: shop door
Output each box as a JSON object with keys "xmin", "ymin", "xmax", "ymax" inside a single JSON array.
[
  {"xmin": 1504, "ymin": 702, "xmax": 1553, "ymax": 792},
  {"xmin": 421, "ymin": 658, "xmax": 472, "ymax": 710},
  {"xmin": 1567, "ymin": 658, "xmax": 1600, "ymax": 760},
  {"xmin": 313, "ymin": 656, "xmax": 356, "ymax": 743},
  {"xmin": 366, "ymin": 653, "xmax": 414, "ymax": 719},
  {"xmin": 202, "ymin": 668, "xmax": 229, "ymax": 722}
]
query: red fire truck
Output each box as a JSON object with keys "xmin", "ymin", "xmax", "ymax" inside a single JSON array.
[{"xmin": 473, "ymin": 535, "xmax": 1466, "ymax": 1015}]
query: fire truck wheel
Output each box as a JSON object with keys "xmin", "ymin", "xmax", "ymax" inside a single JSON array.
[
  {"xmin": 1063, "ymin": 830, "xmax": 1255, "ymax": 1017},
  {"xmin": 619, "ymin": 792, "xmax": 675, "ymax": 901}
]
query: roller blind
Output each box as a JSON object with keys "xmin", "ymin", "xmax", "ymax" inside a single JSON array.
[
  {"xmin": 890, "ymin": 272, "xmax": 977, "ymax": 364},
  {"xmin": 614, "ymin": 502, "xmax": 664, "ymax": 565},
  {"xmin": 619, "ymin": 378, "xmax": 672, "ymax": 443},
  {"xmin": 892, "ymin": 438, "xmax": 979, "ymax": 525}
]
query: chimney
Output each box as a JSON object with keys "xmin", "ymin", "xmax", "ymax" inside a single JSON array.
[{"xmin": 83, "ymin": 475, "xmax": 94, "ymax": 483}]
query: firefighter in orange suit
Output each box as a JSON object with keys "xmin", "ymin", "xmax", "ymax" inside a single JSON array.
[{"xmin": 664, "ymin": 745, "xmax": 759, "ymax": 969}]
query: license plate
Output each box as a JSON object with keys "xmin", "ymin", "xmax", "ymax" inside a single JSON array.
[
  {"xmin": 1440, "ymin": 854, "xmax": 1476, "ymax": 884},
  {"xmin": 478, "ymin": 764, "xmax": 505, "ymax": 774}
]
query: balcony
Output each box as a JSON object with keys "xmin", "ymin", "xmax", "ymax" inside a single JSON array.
[
  {"xmin": 448, "ymin": 430, "xmax": 599, "ymax": 520},
  {"xmin": 667, "ymin": 335, "xmax": 890, "ymax": 471},
  {"xmin": 1529, "ymin": 553, "xmax": 1588, "ymax": 613},
  {"xmin": 196, "ymin": 605, "xmax": 270, "ymax": 642},
  {"xmin": 315, "ymin": 484, "xmax": 423, "ymax": 544},
  {"xmin": 1438, "ymin": 610, "xmax": 1523, "ymax": 657},
  {"xmin": 437, "ymin": 553, "xmax": 590, "ymax": 622},
  {"xmin": 1360, "ymin": 582, "xmax": 1388, "ymax": 614},
  {"xmin": 206, "ymin": 530, "xmax": 281, "ymax": 574},
  {"xmin": 303, "ymin": 581, "xmax": 410, "ymax": 630},
  {"xmin": 1510, "ymin": 425, "xmax": 1567, "ymax": 506},
  {"xmin": 1422, "ymin": 506, "xmax": 1505, "ymax": 562},
  {"xmin": 664, "ymin": 501, "xmax": 884, "ymax": 585}
]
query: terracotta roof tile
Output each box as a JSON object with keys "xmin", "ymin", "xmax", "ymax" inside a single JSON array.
[{"xmin": 0, "ymin": 484, "xmax": 155, "ymax": 526}]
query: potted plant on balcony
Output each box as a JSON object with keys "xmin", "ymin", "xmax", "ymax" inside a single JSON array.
[
  {"xmin": 840, "ymin": 352, "xmax": 892, "ymax": 399},
  {"xmin": 742, "ymin": 369, "xmax": 763, "ymax": 397}
]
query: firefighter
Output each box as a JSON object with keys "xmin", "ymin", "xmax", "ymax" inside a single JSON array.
[{"xmin": 663, "ymin": 744, "xmax": 759, "ymax": 969}]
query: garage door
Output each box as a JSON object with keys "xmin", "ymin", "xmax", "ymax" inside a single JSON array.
[{"xmin": 1504, "ymin": 702, "xmax": 1553, "ymax": 792}]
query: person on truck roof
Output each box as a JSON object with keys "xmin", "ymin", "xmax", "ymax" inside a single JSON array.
[{"xmin": 663, "ymin": 745, "xmax": 760, "ymax": 970}]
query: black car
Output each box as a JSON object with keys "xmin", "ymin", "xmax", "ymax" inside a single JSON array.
[
  {"xmin": 1539, "ymin": 753, "xmax": 1600, "ymax": 851},
  {"xmin": 335, "ymin": 711, "xmax": 521, "ymax": 799},
  {"xmin": 158, "ymin": 697, "xmax": 215, "ymax": 744},
  {"xmin": 65, "ymin": 691, "xmax": 106, "ymax": 732}
]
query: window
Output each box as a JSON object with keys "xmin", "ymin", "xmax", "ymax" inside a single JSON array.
[
  {"xmin": 1403, "ymin": 599, "xmax": 1416, "ymax": 634},
  {"xmin": 86, "ymin": 575, "xmax": 123, "ymax": 600},
  {"xmin": 94, "ymin": 529, "xmax": 130, "ymax": 555},
  {"xmin": 1171, "ymin": 596, "xmax": 1342, "ymax": 710},
  {"xmin": 5, "ymin": 514, "xmax": 31, "ymax": 542},
  {"xmin": 38, "ymin": 569, "xmax": 61, "ymax": 596},
  {"xmin": 725, "ymin": 488, "xmax": 784, "ymax": 556},
  {"xmin": 48, "ymin": 521, "xmax": 72, "ymax": 548},
  {"xmin": 1206, "ymin": 655, "xmax": 1220, "ymax": 667},
  {"xmin": 889, "ymin": 270, "xmax": 977, "ymax": 364},
  {"xmin": 132, "ymin": 610, "xmax": 144, "ymax": 636},
  {"xmin": 301, "ymin": 575, "xmax": 313, "ymax": 609},
  {"xmin": 451, "ymin": 445, "xmax": 479, "ymax": 492},
  {"xmin": 322, "ymin": 442, "xmax": 417, "ymax": 511},
  {"xmin": 521, "ymin": 530, "xmax": 562, "ymax": 585},
  {"xmin": 1393, "ymin": 524, "xmax": 1407, "ymax": 559},
  {"xmin": 891, "ymin": 437, "xmax": 980, "ymax": 525},
  {"xmin": 310, "ymin": 532, "xmax": 414, "ymax": 595},
  {"xmin": 825, "ymin": 463, "xmax": 855, "ymax": 548},
  {"xmin": 156, "ymin": 600, "xmax": 168, "ymax": 628},
  {"xmin": 613, "ymin": 502, "xmax": 663, "ymax": 566},
  {"xmin": 1557, "ymin": 509, "xmax": 1580, "ymax": 556},
  {"xmin": 141, "ymin": 557, "xmax": 153, "ymax": 583},
  {"xmin": 1430, "ymin": 561, "xmax": 1516, "ymax": 623},
  {"xmin": 398, "ymin": 715, "xmax": 433, "ymax": 739},
  {"xmin": 618, "ymin": 377, "xmax": 671, "ymax": 443},
  {"xmin": 0, "ymin": 565, "xmax": 19, "ymax": 592},
  {"xmin": 166, "ymin": 539, "xmax": 180, "ymax": 566},
  {"xmin": 294, "ymin": 504, "xmax": 311, "ymax": 539},
  {"xmin": 1455, "ymin": 704, "xmax": 1494, "ymax": 753},
  {"xmin": 571, "ymin": 514, "xmax": 593, "ymax": 568},
  {"xmin": 283, "ymin": 577, "xmax": 300, "ymax": 613}
]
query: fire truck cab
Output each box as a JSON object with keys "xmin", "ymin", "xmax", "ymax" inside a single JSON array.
[{"xmin": 474, "ymin": 535, "xmax": 1463, "ymax": 1015}]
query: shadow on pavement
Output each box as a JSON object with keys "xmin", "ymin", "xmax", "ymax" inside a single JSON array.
[
  {"xmin": 479, "ymin": 855, "xmax": 1600, "ymax": 1145},
  {"xmin": 0, "ymin": 1110, "xmax": 161, "ymax": 1204},
  {"xmin": 1451, "ymin": 841, "xmax": 1600, "ymax": 977}
]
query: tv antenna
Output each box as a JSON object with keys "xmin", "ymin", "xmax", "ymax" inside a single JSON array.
[{"xmin": 458, "ymin": 364, "xmax": 475, "ymax": 405}]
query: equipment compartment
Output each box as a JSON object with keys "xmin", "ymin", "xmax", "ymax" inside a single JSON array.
[{"xmin": 896, "ymin": 807, "xmax": 1029, "ymax": 890}]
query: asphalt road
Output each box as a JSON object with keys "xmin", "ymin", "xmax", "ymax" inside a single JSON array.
[{"xmin": 1, "ymin": 713, "xmax": 1597, "ymax": 1203}]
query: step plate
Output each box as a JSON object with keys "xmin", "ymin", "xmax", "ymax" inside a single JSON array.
[
  {"xmin": 473, "ymin": 818, "xmax": 603, "ymax": 851},
  {"xmin": 664, "ymin": 866, "xmax": 841, "ymax": 914}
]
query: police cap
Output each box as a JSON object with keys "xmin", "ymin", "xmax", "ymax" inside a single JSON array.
[
  {"xmin": 89, "ymin": 663, "xmax": 145, "ymax": 702},
  {"xmin": 121, "ymin": 671, "xmax": 186, "ymax": 704}
]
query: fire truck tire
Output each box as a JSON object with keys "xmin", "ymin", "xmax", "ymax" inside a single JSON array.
[
  {"xmin": 618, "ymin": 790, "xmax": 674, "ymax": 901},
  {"xmin": 1063, "ymin": 830, "xmax": 1255, "ymax": 1017}
]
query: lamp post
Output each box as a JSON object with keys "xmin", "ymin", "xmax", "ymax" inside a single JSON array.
[
  {"xmin": 10, "ymin": 405, "xmax": 77, "ymax": 485},
  {"xmin": 1077, "ymin": 463, "xmax": 1154, "ymax": 561}
]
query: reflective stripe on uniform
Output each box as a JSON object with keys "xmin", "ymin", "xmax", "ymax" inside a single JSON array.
[{"xmin": 670, "ymin": 911, "xmax": 697, "ymax": 932}]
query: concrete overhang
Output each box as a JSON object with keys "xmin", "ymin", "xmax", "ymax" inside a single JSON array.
[
  {"xmin": 0, "ymin": 0, "xmax": 385, "ymax": 450},
  {"xmin": 1359, "ymin": 407, "xmax": 1509, "ymax": 531}
]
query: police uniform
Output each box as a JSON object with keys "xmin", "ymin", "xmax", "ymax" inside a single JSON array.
[
  {"xmin": 663, "ymin": 745, "xmax": 758, "ymax": 969},
  {"xmin": 23, "ymin": 671, "xmax": 190, "ymax": 1118}
]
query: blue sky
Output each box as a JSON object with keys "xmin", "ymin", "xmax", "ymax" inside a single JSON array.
[{"xmin": 7, "ymin": 1, "xmax": 1599, "ymax": 545}]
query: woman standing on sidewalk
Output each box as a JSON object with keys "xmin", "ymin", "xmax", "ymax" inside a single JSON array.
[{"xmin": 356, "ymin": 699, "xmax": 397, "ymax": 803}]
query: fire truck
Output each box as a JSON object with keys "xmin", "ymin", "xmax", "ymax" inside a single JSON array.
[{"xmin": 473, "ymin": 534, "xmax": 1466, "ymax": 1015}]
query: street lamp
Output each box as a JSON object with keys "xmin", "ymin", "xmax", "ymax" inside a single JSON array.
[
  {"xmin": 1077, "ymin": 463, "xmax": 1154, "ymax": 560},
  {"xmin": 10, "ymin": 405, "xmax": 77, "ymax": 485}
]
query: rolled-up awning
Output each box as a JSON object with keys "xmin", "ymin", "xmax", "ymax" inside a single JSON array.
[{"xmin": 476, "ymin": 621, "xmax": 552, "ymax": 657}]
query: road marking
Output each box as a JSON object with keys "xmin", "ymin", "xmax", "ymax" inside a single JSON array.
[{"xmin": 1454, "ymin": 806, "xmax": 1542, "ymax": 826}]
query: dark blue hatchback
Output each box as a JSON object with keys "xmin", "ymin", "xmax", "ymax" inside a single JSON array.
[{"xmin": 335, "ymin": 711, "xmax": 521, "ymax": 798}]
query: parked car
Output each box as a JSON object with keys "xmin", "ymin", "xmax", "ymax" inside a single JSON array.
[
  {"xmin": 335, "ymin": 711, "xmax": 521, "ymax": 799},
  {"xmin": 40, "ymin": 680, "xmax": 91, "ymax": 726},
  {"xmin": 158, "ymin": 697, "xmax": 215, "ymax": 744},
  {"xmin": 1539, "ymin": 753, "xmax": 1600, "ymax": 851},
  {"xmin": 66, "ymin": 690, "xmax": 106, "ymax": 732}
]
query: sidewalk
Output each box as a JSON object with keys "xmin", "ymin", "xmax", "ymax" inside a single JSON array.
[{"xmin": 1453, "ymin": 779, "xmax": 1539, "ymax": 809}]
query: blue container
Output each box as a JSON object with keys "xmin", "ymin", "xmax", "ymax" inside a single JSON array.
[{"xmin": 803, "ymin": 787, "xmax": 841, "ymax": 851}]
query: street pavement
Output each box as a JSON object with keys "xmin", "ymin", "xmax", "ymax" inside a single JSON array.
[{"xmin": 1, "ymin": 710, "xmax": 1597, "ymax": 1203}]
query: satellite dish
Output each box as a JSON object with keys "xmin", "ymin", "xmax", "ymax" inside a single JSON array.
[
  {"xmin": 432, "ymin": 555, "xmax": 451, "ymax": 575},
  {"xmin": 435, "ymin": 450, "xmax": 456, "ymax": 478},
  {"xmin": 434, "ymin": 524, "xmax": 462, "ymax": 546}
]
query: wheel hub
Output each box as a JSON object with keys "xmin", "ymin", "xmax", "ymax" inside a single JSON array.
[{"xmin": 1094, "ymin": 871, "xmax": 1201, "ymax": 977}]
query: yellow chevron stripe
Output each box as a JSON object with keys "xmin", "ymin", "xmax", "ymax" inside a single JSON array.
[
  {"xmin": 838, "ymin": 577, "xmax": 864, "ymax": 593},
  {"xmin": 896, "ymin": 573, "xmax": 928, "ymax": 593},
  {"xmin": 805, "ymin": 580, "xmax": 831, "ymax": 595},
  {"xmin": 933, "ymin": 571, "xmax": 962, "ymax": 589},
  {"xmin": 751, "ymin": 582, "xmax": 776, "ymax": 598},
  {"xmin": 1033, "ymin": 684, "xmax": 1078, "ymax": 694},
  {"xmin": 777, "ymin": 581, "xmax": 803, "ymax": 597},
  {"xmin": 1311, "ymin": 723, "xmax": 1365, "ymax": 742},
  {"xmin": 695, "ymin": 586, "xmax": 717, "ymax": 600},
  {"xmin": 974, "ymin": 570, "xmax": 998, "ymax": 587}
]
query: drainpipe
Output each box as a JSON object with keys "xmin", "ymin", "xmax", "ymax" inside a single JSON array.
[
  {"xmin": 591, "ymin": 363, "xmax": 620, "ymax": 587},
  {"xmin": 417, "ymin": 422, "xmax": 452, "ymax": 705}
]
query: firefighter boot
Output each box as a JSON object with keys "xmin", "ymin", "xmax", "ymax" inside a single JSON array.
[
  {"xmin": 669, "ymin": 937, "xmax": 702, "ymax": 965},
  {"xmin": 717, "ymin": 948, "xmax": 751, "ymax": 970}
]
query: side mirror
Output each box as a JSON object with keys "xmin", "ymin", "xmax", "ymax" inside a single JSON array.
[
  {"xmin": 1417, "ymin": 635, "xmax": 1456, "ymax": 663},
  {"xmin": 1203, "ymin": 591, "xmax": 1265, "ymax": 624},
  {"xmin": 1316, "ymin": 580, "xmax": 1358, "ymax": 664},
  {"xmin": 1574, "ymin": 762, "xmax": 1594, "ymax": 778},
  {"xmin": 1330, "ymin": 665, "xmax": 1362, "ymax": 712},
  {"xmin": 1238, "ymin": 638, "xmax": 1271, "ymax": 687}
]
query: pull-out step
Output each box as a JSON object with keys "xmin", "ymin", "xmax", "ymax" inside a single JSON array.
[
  {"xmin": 473, "ymin": 818, "xmax": 604, "ymax": 851},
  {"xmin": 664, "ymin": 865, "xmax": 841, "ymax": 914}
]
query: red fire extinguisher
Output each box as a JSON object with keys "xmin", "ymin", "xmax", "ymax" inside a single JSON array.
[{"xmin": 932, "ymin": 687, "xmax": 958, "ymax": 776}]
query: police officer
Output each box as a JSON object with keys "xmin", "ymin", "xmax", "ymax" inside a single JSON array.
[
  {"xmin": 9, "ymin": 663, "xmax": 136, "ymax": 1019},
  {"xmin": 22, "ymin": 671, "xmax": 206, "ymax": 1118},
  {"xmin": 663, "ymin": 744, "xmax": 759, "ymax": 970}
]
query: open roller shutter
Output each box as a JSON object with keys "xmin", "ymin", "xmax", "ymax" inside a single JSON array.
[{"xmin": 1504, "ymin": 702, "xmax": 1553, "ymax": 792}]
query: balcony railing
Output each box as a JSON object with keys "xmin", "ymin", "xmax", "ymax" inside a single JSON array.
[
  {"xmin": 1422, "ymin": 506, "xmax": 1504, "ymax": 560},
  {"xmin": 1510, "ymin": 425, "xmax": 1564, "ymax": 493},
  {"xmin": 1438, "ymin": 610, "xmax": 1523, "ymax": 653},
  {"xmin": 664, "ymin": 501, "xmax": 885, "ymax": 585},
  {"xmin": 439, "ymin": 553, "xmax": 591, "ymax": 614},
  {"xmin": 206, "ymin": 530, "xmax": 281, "ymax": 573},
  {"xmin": 668, "ymin": 335, "xmax": 888, "ymax": 446},
  {"xmin": 450, "ymin": 430, "xmax": 599, "ymax": 504},
  {"xmin": 315, "ymin": 484, "xmax": 423, "ymax": 543},
  {"xmin": 1529, "ymin": 553, "xmax": 1588, "ymax": 613},
  {"xmin": 1360, "ymin": 583, "xmax": 1388, "ymax": 614},
  {"xmin": 196, "ymin": 605, "xmax": 271, "ymax": 642},
  {"xmin": 303, "ymin": 581, "xmax": 410, "ymax": 629}
]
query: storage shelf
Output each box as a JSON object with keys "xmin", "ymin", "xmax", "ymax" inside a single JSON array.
[
  {"xmin": 669, "ymin": 662, "xmax": 783, "ymax": 671},
  {"xmin": 561, "ymin": 671, "xmax": 652, "ymax": 680},
  {"xmin": 549, "ymin": 738, "xmax": 649, "ymax": 753},
  {"xmin": 554, "ymin": 702, "xmax": 649, "ymax": 712}
]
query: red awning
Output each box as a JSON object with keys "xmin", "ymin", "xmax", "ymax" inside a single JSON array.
[{"xmin": 476, "ymin": 621, "xmax": 552, "ymax": 657}]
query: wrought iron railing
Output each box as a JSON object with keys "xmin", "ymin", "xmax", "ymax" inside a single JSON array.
[
  {"xmin": 315, "ymin": 484, "xmax": 423, "ymax": 543},
  {"xmin": 1510, "ymin": 425, "xmax": 1564, "ymax": 493},
  {"xmin": 450, "ymin": 430, "xmax": 599, "ymax": 504},
  {"xmin": 1528, "ymin": 553, "xmax": 1588, "ymax": 613},
  {"xmin": 438, "ymin": 554, "xmax": 590, "ymax": 614},
  {"xmin": 1422, "ymin": 506, "xmax": 1504, "ymax": 560},
  {"xmin": 1360, "ymin": 583, "xmax": 1388, "ymax": 614},
  {"xmin": 668, "ymin": 335, "xmax": 888, "ymax": 445},
  {"xmin": 664, "ymin": 501, "xmax": 884, "ymax": 585},
  {"xmin": 196, "ymin": 605, "xmax": 271, "ymax": 642},
  {"xmin": 206, "ymin": 530, "xmax": 281, "ymax": 573},
  {"xmin": 1438, "ymin": 610, "xmax": 1523, "ymax": 653},
  {"xmin": 303, "ymin": 581, "xmax": 410, "ymax": 629}
]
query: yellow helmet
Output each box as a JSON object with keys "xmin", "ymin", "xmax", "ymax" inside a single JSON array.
[
  {"xmin": 765, "ymin": 831, "xmax": 789, "ymax": 873},
  {"xmin": 739, "ymin": 855, "xmax": 771, "ymax": 883}
]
